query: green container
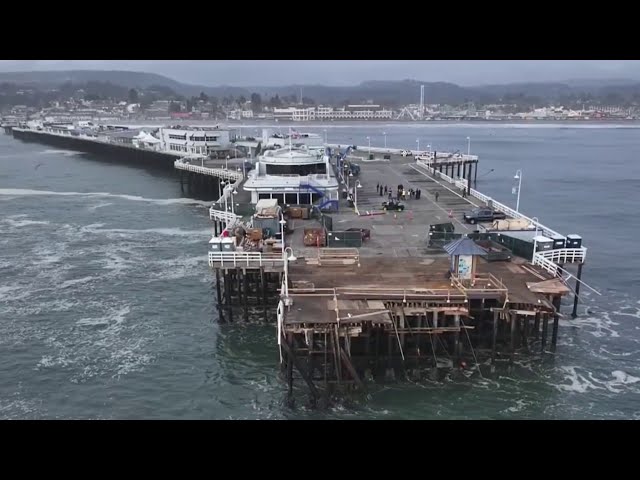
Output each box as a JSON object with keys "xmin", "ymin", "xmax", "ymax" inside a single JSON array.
[{"xmin": 326, "ymin": 230, "xmax": 362, "ymax": 248}]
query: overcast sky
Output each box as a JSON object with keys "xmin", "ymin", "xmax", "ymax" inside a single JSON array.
[{"xmin": 0, "ymin": 60, "xmax": 638, "ymax": 86}]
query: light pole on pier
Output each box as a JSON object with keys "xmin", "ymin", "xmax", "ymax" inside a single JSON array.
[
  {"xmin": 383, "ymin": 131, "xmax": 387, "ymax": 149},
  {"xmin": 354, "ymin": 180, "xmax": 362, "ymax": 214},
  {"xmin": 324, "ymin": 129, "xmax": 327, "ymax": 144},
  {"xmin": 366, "ymin": 136, "xmax": 371, "ymax": 155},
  {"xmin": 220, "ymin": 180, "xmax": 229, "ymax": 213},
  {"xmin": 231, "ymin": 188, "xmax": 238, "ymax": 215},
  {"xmin": 513, "ymin": 169, "xmax": 523, "ymax": 213},
  {"xmin": 530, "ymin": 216, "xmax": 539, "ymax": 262},
  {"xmin": 416, "ymin": 138, "xmax": 420, "ymax": 155},
  {"xmin": 467, "ymin": 136, "xmax": 471, "ymax": 156},
  {"xmin": 282, "ymin": 246, "xmax": 296, "ymax": 305}
]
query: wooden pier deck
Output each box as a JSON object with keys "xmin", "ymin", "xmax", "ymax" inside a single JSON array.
[{"xmin": 205, "ymin": 147, "xmax": 587, "ymax": 404}]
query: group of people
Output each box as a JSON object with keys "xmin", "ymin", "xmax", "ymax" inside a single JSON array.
[{"xmin": 376, "ymin": 183, "xmax": 421, "ymax": 201}]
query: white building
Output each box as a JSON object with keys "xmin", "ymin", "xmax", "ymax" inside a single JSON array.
[
  {"xmin": 273, "ymin": 105, "xmax": 394, "ymax": 121},
  {"xmin": 158, "ymin": 126, "xmax": 231, "ymax": 155},
  {"xmin": 243, "ymin": 147, "xmax": 339, "ymax": 206}
]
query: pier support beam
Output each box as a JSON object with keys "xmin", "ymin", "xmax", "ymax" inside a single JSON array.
[
  {"xmin": 541, "ymin": 314, "xmax": 549, "ymax": 352},
  {"xmin": 242, "ymin": 269, "xmax": 249, "ymax": 322},
  {"xmin": 215, "ymin": 269, "xmax": 223, "ymax": 321},
  {"xmin": 474, "ymin": 161, "xmax": 478, "ymax": 187},
  {"xmin": 572, "ymin": 263, "xmax": 584, "ymax": 318},
  {"xmin": 453, "ymin": 314, "xmax": 460, "ymax": 366},
  {"xmin": 510, "ymin": 312, "xmax": 517, "ymax": 365},
  {"xmin": 260, "ymin": 267, "xmax": 267, "ymax": 321},
  {"xmin": 491, "ymin": 310, "xmax": 498, "ymax": 369},
  {"xmin": 467, "ymin": 163, "xmax": 472, "ymax": 196},
  {"xmin": 224, "ymin": 270, "xmax": 233, "ymax": 322},
  {"xmin": 457, "ymin": 162, "xmax": 461, "ymax": 178},
  {"xmin": 551, "ymin": 296, "xmax": 561, "ymax": 352}
]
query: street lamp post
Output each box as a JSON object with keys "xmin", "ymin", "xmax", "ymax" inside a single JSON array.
[
  {"xmin": 383, "ymin": 131, "xmax": 387, "ymax": 149},
  {"xmin": 416, "ymin": 138, "xmax": 420, "ymax": 155},
  {"xmin": 282, "ymin": 246, "xmax": 297, "ymax": 304},
  {"xmin": 366, "ymin": 136, "xmax": 371, "ymax": 155},
  {"xmin": 466, "ymin": 136, "xmax": 471, "ymax": 156},
  {"xmin": 225, "ymin": 155, "xmax": 229, "ymax": 170},
  {"xmin": 231, "ymin": 188, "xmax": 238, "ymax": 215},
  {"xmin": 354, "ymin": 180, "xmax": 362, "ymax": 214},
  {"xmin": 279, "ymin": 217, "xmax": 287, "ymax": 255},
  {"xmin": 514, "ymin": 169, "xmax": 523, "ymax": 212},
  {"xmin": 530, "ymin": 216, "xmax": 539, "ymax": 262},
  {"xmin": 323, "ymin": 128, "xmax": 327, "ymax": 144},
  {"xmin": 220, "ymin": 181, "xmax": 228, "ymax": 212}
]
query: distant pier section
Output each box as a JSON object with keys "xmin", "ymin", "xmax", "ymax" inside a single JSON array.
[{"xmin": 5, "ymin": 120, "xmax": 250, "ymax": 172}]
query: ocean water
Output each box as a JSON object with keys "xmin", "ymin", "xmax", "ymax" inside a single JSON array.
[{"xmin": 1, "ymin": 123, "xmax": 639, "ymax": 419}]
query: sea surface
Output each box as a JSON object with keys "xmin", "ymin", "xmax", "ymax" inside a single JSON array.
[{"xmin": 1, "ymin": 122, "xmax": 639, "ymax": 419}]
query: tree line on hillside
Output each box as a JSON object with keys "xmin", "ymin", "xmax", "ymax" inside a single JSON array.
[{"xmin": 4, "ymin": 79, "xmax": 640, "ymax": 112}]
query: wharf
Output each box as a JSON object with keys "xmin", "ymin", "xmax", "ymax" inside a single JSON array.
[{"xmin": 206, "ymin": 144, "xmax": 590, "ymax": 404}]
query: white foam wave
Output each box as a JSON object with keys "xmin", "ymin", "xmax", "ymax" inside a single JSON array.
[
  {"xmin": 81, "ymin": 225, "xmax": 213, "ymax": 238},
  {"xmin": 586, "ymin": 370, "xmax": 640, "ymax": 394},
  {"xmin": 2, "ymin": 218, "xmax": 50, "ymax": 228},
  {"xmin": 0, "ymin": 285, "xmax": 32, "ymax": 302},
  {"xmin": 0, "ymin": 188, "xmax": 210, "ymax": 206},
  {"xmin": 555, "ymin": 366, "xmax": 601, "ymax": 393},
  {"xmin": 38, "ymin": 149, "xmax": 83, "ymax": 156},
  {"xmin": 560, "ymin": 311, "xmax": 620, "ymax": 338},
  {"xmin": 146, "ymin": 255, "xmax": 208, "ymax": 281},
  {"xmin": 87, "ymin": 202, "xmax": 113, "ymax": 211},
  {"xmin": 502, "ymin": 399, "xmax": 530, "ymax": 414},
  {"xmin": 59, "ymin": 276, "xmax": 97, "ymax": 289}
]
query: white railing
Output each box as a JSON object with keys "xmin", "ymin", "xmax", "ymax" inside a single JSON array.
[
  {"xmin": 208, "ymin": 251, "xmax": 285, "ymax": 268},
  {"xmin": 532, "ymin": 253, "xmax": 560, "ymax": 276},
  {"xmin": 532, "ymin": 248, "xmax": 587, "ymax": 277},
  {"xmin": 416, "ymin": 159, "xmax": 565, "ymax": 240},
  {"xmin": 535, "ymin": 247, "xmax": 587, "ymax": 265},
  {"xmin": 209, "ymin": 208, "xmax": 240, "ymax": 224},
  {"xmin": 174, "ymin": 159, "xmax": 244, "ymax": 182}
]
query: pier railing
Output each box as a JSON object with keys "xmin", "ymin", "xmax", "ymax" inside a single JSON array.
[
  {"xmin": 285, "ymin": 286, "xmax": 468, "ymax": 300},
  {"xmin": 208, "ymin": 251, "xmax": 285, "ymax": 268},
  {"xmin": 209, "ymin": 207, "xmax": 242, "ymax": 225},
  {"xmin": 174, "ymin": 159, "xmax": 244, "ymax": 182},
  {"xmin": 532, "ymin": 248, "xmax": 587, "ymax": 276},
  {"xmin": 451, "ymin": 272, "xmax": 508, "ymax": 296},
  {"xmin": 416, "ymin": 159, "xmax": 565, "ymax": 240}
]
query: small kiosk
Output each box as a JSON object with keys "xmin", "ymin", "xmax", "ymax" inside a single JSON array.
[{"xmin": 444, "ymin": 237, "xmax": 487, "ymax": 286}]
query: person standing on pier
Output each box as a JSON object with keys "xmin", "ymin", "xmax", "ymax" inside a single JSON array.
[
  {"xmin": 384, "ymin": 185, "xmax": 388, "ymax": 195},
  {"xmin": 376, "ymin": 183, "xmax": 380, "ymax": 193},
  {"xmin": 435, "ymin": 191, "xmax": 439, "ymax": 202}
]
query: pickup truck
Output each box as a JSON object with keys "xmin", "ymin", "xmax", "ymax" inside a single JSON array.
[{"xmin": 463, "ymin": 207, "xmax": 507, "ymax": 224}]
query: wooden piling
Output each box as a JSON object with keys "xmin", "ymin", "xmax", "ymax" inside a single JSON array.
[
  {"xmin": 510, "ymin": 312, "xmax": 516, "ymax": 365},
  {"xmin": 541, "ymin": 314, "xmax": 549, "ymax": 352},
  {"xmin": 572, "ymin": 262, "xmax": 584, "ymax": 318},
  {"xmin": 491, "ymin": 309, "xmax": 498, "ymax": 366},
  {"xmin": 243, "ymin": 269, "xmax": 249, "ymax": 322}
]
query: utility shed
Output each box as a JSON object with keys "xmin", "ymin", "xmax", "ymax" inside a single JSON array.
[{"xmin": 444, "ymin": 237, "xmax": 487, "ymax": 283}]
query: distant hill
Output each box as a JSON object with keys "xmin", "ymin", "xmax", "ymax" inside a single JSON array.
[
  {"xmin": 0, "ymin": 70, "xmax": 250, "ymax": 98},
  {"xmin": 2, "ymin": 69, "xmax": 640, "ymax": 106}
]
